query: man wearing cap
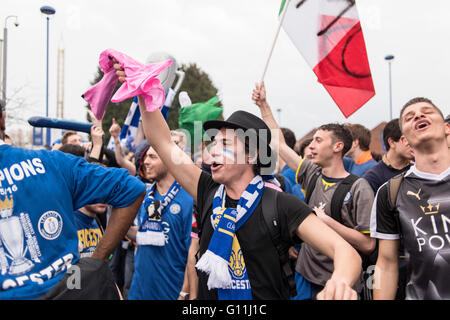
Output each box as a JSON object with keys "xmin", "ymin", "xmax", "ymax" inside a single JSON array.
[{"xmin": 114, "ymin": 66, "xmax": 362, "ymax": 300}]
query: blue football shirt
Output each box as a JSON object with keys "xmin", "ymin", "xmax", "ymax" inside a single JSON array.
[
  {"xmin": 0, "ymin": 145, "xmax": 145, "ymax": 299},
  {"xmin": 128, "ymin": 185, "xmax": 193, "ymax": 300}
]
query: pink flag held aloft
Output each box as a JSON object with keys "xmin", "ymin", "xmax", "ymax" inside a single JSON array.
[
  {"xmin": 280, "ymin": 0, "xmax": 375, "ymax": 118},
  {"xmin": 83, "ymin": 48, "xmax": 173, "ymax": 120}
]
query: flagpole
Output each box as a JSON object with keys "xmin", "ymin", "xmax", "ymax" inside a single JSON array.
[{"xmin": 260, "ymin": 0, "xmax": 291, "ymax": 82}]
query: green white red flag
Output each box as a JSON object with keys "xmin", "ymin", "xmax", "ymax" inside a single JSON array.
[{"xmin": 279, "ymin": 0, "xmax": 375, "ymax": 117}]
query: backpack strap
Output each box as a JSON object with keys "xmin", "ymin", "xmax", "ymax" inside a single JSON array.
[
  {"xmin": 387, "ymin": 172, "xmax": 406, "ymax": 210},
  {"xmin": 329, "ymin": 174, "xmax": 359, "ymax": 224},
  {"xmin": 261, "ymin": 187, "xmax": 297, "ymax": 297},
  {"xmin": 305, "ymin": 171, "xmax": 321, "ymax": 204},
  {"xmin": 386, "ymin": 171, "xmax": 407, "ymax": 238},
  {"xmin": 196, "ymin": 189, "xmax": 216, "ymax": 241}
]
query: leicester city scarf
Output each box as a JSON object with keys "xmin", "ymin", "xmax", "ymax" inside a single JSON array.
[
  {"xmin": 195, "ymin": 175, "xmax": 264, "ymax": 300},
  {"xmin": 136, "ymin": 181, "xmax": 180, "ymax": 246}
]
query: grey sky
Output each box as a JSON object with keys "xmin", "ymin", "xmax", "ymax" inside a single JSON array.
[{"xmin": 2, "ymin": 0, "xmax": 449, "ymax": 141}]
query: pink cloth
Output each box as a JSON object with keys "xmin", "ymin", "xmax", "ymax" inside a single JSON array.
[
  {"xmin": 264, "ymin": 181, "xmax": 282, "ymax": 192},
  {"xmin": 83, "ymin": 48, "xmax": 173, "ymax": 120}
]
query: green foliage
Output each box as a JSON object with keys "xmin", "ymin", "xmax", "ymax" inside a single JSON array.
[
  {"xmin": 168, "ymin": 63, "xmax": 223, "ymax": 130},
  {"xmin": 85, "ymin": 63, "xmax": 222, "ymax": 142}
]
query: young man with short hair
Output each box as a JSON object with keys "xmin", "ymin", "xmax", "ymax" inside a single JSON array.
[
  {"xmin": 371, "ymin": 97, "xmax": 450, "ymax": 300},
  {"xmin": 126, "ymin": 142, "xmax": 194, "ymax": 300},
  {"xmin": 114, "ymin": 63, "xmax": 362, "ymax": 300},
  {"xmin": 61, "ymin": 131, "xmax": 83, "ymax": 146},
  {"xmin": 253, "ymin": 82, "xmax": 375, "ymax": 298},
  {"xmin": 344, "ymin": 123, "xmax": 377, "ymax": 176}
]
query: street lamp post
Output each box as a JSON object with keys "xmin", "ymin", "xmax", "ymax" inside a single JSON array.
[
  {"xmin": 385, "ymin": 54, "xmax": 395, "ymax": 121},
  {"xmin": 276, "ymin": 108, "xmax": 282, "ymax": 125},
  {"xmin": 40, "ymin": 5, "xmax": 55, "ymax": 147},
  {"xmin": 2, "ymin": 15, "xmax": 19, "ymax": 107}
]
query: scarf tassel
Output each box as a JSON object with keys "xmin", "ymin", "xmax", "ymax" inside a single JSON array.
[
  {"xmin": 196, "ymin": 250, "xmax": 232, "ymax": 290},
  {"xmin": 136, "ymin": 230, "xmax": 166, "ymax": 246}
]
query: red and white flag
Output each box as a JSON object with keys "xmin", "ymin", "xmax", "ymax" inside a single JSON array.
[{"xmin": 280, "ymin": 0, "xmax": 375, "ymax": 118}]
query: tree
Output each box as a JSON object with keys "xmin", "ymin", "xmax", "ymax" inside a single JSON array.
[
  {"xmin": 85, "ymin": 62, "xmax": 221, "ymax": 142},
  {"xmin": 167, "ymin": 63, "xmax": 222, "ymax": 130}
]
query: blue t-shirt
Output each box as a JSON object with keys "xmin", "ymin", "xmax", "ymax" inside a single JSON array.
[
  {"xmin": 73, "ymin": 210, "xmax": 103, "ymax": 258},
  {"xmin": 343, "ymin": 156, "xmax": 377, "ymax": 177},
  {"xmin": 0, "ymin": 145, "xmax": 145, "ymax": 299},
  {"xmin": 280, "ymin": 165, "xmax": 306, "ymax": 201},
  {"xmin": 128, "ymin": 185, "xmax": 193, "ymax": 300}
]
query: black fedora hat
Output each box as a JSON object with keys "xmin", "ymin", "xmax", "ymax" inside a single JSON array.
[{"xmin": 203, "ymin": 110, "xmax": 274, "ymax": 169}]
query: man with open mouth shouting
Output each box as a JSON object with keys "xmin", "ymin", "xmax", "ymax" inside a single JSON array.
[
  {"xmin": 114, "ymin": 63, "xmax": 362, "ymax": 300},
  {"xmin": 371, "ymin": 97, "xmax": 450, "ymax": 300}
]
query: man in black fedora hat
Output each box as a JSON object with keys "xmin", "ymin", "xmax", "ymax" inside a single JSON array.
[{"xmin": 114, "ymin": 64, "xmax": 362, "ymax": 300}]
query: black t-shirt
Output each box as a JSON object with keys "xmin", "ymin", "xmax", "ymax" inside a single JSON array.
[
  {"xmin": 195, "ymin": 172, "xmax": 312, "ymax": 300},
  {"xmin": 362, "ymin": 160, "xmax": 411, "ymax": 194},
  {"xmin": 370, "ymin": 166, "xmax": 450, "ymax": 299}
]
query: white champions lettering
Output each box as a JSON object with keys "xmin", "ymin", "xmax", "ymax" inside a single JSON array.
[
  {"xmin": 1, "ymin": 253, "xmax": 73, "ymax": 291},
  {"xmin": 0, "ymin": 158, "xmax": 46, "ymax": 188}
]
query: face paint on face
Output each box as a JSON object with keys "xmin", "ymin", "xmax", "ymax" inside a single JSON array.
[{"xmin": 222, "ymin": 148, "xmax": 237, "ymax": 162}]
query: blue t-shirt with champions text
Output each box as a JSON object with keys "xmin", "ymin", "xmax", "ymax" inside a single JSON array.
[
  {"xmin": 128, "ymin": 185, "xmax": 193, "ymax": 300},
  {"xmin": 0, "ymin": 145, "xmax": 145, "ymax": 299}
]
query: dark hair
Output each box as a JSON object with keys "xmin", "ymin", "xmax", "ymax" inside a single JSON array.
[
  {"xmin": 87, "ymin": 157, "xmax": 107, "ymax": 167},
  {"xmin": 371, "ymin": 151, "xmax": 382, "ymax": 162},
  {"xmin": 299, "ymin": 138, "xmax": 313, "ymax": 158},
  {"xmin": 383, "ymin": 118, "xmax": 402, "ymax": 151},
  {"xmin": 59, "ymin": 144, "xmax": 86, "ymax": 158},
  {"xmin": 399, "ymin": 97, "xmax": 444, "ymax": 129},
  {"xmin": 281, "ymin": 127, "xmax": 296, "ymax": 150},
  {"xmin": 345, "ymin": 123, "xmax": 371, "ymax": 151},
  {"xmin": 317, "ymin": 123, "xmax": 353, "ymax": 157}
]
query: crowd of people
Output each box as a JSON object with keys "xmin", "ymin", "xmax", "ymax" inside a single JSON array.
[{"xmin": 0, "ymin": 66, "xmax": 449, "ymax": 300}]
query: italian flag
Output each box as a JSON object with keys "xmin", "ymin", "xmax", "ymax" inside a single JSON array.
[{"xmin": 279, "ymin": 0, "xmax": 375, "ymax": 118}]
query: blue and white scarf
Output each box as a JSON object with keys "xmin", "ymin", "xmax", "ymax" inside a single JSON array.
[
  {"xmin": 195, "ymin": 175, "xmax": 265, "ymax": 299},
  {"xmin": 136, "ymin": 181, "xmax": 180, "ymax": 246}
]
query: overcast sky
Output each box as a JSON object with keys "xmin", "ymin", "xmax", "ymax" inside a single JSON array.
[{"xmin": 2, "ymin": 0, "xmax": 450, "ymax": 140}]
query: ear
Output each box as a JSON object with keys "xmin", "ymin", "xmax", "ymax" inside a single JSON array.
[
  {"xmin": 445, "ymin": 122, "xmax": 450, "ymax": 136},
  {"xmin": 399, "ymin": 136, "xmax": 410, "ymax": 146},
  {"xmin": 334, "ymin": 141, "xmax": 345, "ymax": 154},
  {"xmin": 387, "ymin": 137, "xmax": 396, "ymax": 150},
  {"xmin": 246, "ymin": 149, "xmax": 259, "ymax": 165}
]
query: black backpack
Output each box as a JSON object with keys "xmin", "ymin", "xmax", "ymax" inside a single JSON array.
[
  {"xmin": 196, "ymin": 186, "xmax": 297, "ymax": 297},
  {"xmin": 304, "ymin": 171, "xmax": 359, "ymax": 223}
]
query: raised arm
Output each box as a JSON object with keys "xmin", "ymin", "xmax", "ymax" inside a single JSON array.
[
  {"xmin": 252, "ymin": 81, "xmax": 303, "ymax": 173},
  {"xmin": 109, "ymin": 118, "xmax": 136, "ymax": 176},
  {"xmin": 114, "ymin": 63, "xmax": 201, "ymax": 201},
  {"xmin": 89, "ymin": 125, "xmax": 104, "ymax": 161}
]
